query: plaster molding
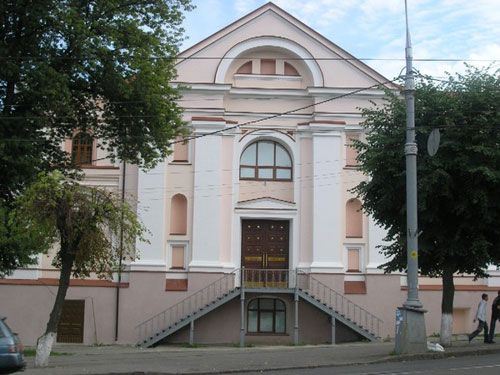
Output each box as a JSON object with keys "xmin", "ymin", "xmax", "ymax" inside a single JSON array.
[{"xmin": 215, "ymin": 36, "xmax": 323, "ymax": 86}]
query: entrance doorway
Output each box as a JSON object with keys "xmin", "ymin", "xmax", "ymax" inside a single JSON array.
[{"xmin": 241, "ymin": 219, "xmax": 289, "ymax": 287}]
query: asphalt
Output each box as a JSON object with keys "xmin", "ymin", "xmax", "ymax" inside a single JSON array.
[{"xmin": 19, "ymin": 338, "xmax": 500, "ymax": 375}]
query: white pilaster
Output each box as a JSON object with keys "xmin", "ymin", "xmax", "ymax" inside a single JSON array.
[
  {"xmin": 366, "ymin": 216, "xmax": 389, "ymax": 273},
  {"xmin": 310, "ymin": 127, "xmax": 344, "ymax": 272},
  {"xmin": 190, "ymin": 121, "xmax": 225, "ymax": 271},
  {"xmin": 132, "ymin": 161, "xmax": 167, "ymax": 270}
]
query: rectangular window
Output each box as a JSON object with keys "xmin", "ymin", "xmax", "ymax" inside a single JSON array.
[{"xmin": 347, "ymin": 248, "xmax": 360, "ymax": 272}]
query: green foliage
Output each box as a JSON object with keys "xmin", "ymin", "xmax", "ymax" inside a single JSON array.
[
  {"xmin": 0, "ymin": 0, "xmax": 192, "ymax": 273},
  {"xmin": 12, "ymin": 171, "xmax": 147, "ymax": 278},
  {"xmin": 0, "ymin": 204, "xmax": 52, "ymax": 277},
  {"xmin": 354, "ymin": 66, "xmax": 500, "ymax": 279}
]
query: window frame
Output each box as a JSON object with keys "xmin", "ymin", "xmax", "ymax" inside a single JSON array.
[
  {"xmin": 168, "ymin": 241, "xmax": 189, "ymax": 271},
  {"xmin": 71, "ymin": 132, "xmax": 94, "ymax": 166},
  {"xmin": 344, "ymin": 244, "xmax": 365, "ymax": 273},
  {"xmin": 247, "ymin": 298, "xmax": 286, "ymax": 334},
  {"xmin": 240, "ymin": 141, "xmax": 293, "ymax": 182}
]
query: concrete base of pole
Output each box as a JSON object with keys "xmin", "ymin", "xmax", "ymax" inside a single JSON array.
[{"xmin": 395, "ymin": 306, "xmax": 427, "ymax": 354}]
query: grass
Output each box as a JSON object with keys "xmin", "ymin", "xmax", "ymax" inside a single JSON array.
[{"xmin": 23, "ymin": 349, "xmax": 71, "ymax": 357}]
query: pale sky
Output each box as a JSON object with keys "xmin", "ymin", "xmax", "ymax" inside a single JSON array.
[{"xmin": 180, "ymin": 0, "xmax": 500, "ymax": 80}]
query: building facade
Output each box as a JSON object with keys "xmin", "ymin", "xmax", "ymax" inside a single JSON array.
[{"xmin": 1, "ymin": 3, "xmax": 499, "ymax": 347}]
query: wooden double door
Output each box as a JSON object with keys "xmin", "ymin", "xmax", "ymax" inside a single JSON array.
[{"xmin": 241, "ymin": 219, "xmax": 289, "ymax": 287}]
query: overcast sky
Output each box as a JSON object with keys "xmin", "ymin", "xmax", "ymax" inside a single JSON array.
[{"xmin": 180, "ymin": 0, "xmax": 499, "ymax": 80}]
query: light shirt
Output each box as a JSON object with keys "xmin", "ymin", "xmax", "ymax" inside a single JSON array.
[{"xmin": 476, "ymin": 299, "xmax": 487, "ymax": 322}]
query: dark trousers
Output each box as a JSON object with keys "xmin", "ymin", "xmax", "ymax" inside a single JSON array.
[
  {"xmin": 469, "ymin": 319, "xmax": 489, "ymax": 342},
  {"xmin": 489, "ymin": 315, "xmax": 499, "ymax": 341}
]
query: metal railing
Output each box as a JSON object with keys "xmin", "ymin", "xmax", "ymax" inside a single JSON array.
[
  {"xmin": 296, "ymin": 270, "xmax": 382, "ymax": 338},
  {"xmin": 242, "ymin": 268, "xmax": 295, "ymax": 289},
  {"xmin": 136, "ymin": 267, "xmax": 382, "ymax": 344},
  {"xmin": 136, "ymin": 269, "xmax": 240, "ymax": 345}
]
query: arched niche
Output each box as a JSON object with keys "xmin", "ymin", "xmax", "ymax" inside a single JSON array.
[
  {"xmin": 170, "ymin": 194, "xmax": 188, "ymax": 235},
  {"xmin": 346, "ymin": 198, "xmax": 363, "ymax": 238}
]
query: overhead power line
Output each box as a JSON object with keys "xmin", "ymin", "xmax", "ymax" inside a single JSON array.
[{"xmin": 0, "ymin": 56, "xmax": 498, "ymax": 62}]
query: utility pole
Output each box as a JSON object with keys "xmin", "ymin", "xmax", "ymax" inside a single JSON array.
[
  {"xmin": 394, "ymin": 0, "xmax": 427, "ymax": 354},
  {"xmin": 114, "ymin": 161, "xmax": 126, "ymax": 342}
]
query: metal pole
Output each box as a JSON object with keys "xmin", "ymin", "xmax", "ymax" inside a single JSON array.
[
  {"xmin": 395, "ymin": 1, "xmax": 427, "ymax": 355},
  {"xmin": 240, "ymin": 267, "xmax": 245, "ymax": 347},
  {"xmin": 189, "ymin": 320, "xmax": 194, "ymax": 346},
  {"xmin": 403, "ymin": 0, "xmax": 422, "ymax": 310},
  {"xmin": 294, "ymin": 292, "xmax": 299, "ymax": 345},
  {"xmin": 331, "ymin": 317, "xmax": 336, "ymax": 345},
  {"xmin": 114, "ymin": 161, "xmax": 126, "ymax": 341}
]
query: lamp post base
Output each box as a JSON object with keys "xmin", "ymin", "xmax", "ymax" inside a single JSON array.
[{"xmin": 395, "ymin": 306, "xmax": 427, "ymax": 354}]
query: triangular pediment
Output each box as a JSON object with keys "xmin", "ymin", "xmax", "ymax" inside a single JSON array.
[
  {"xmin": 236, "ymin": 197, "xmax": 296, "ymax": 211},
  {"xmin": 176, "ymin": 2, "xmax": 396, "ymax": 89}
]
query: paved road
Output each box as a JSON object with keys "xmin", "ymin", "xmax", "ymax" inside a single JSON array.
[{"xmin": 242, "ymin": 352, "xmax": 500, "ymax": 375}]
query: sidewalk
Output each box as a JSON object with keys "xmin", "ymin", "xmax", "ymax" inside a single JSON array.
[{"xmin": 21, "ymin": 339, "xmax": 500, "ymax": 375}]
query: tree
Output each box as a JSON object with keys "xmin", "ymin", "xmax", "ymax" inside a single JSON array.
[
  {"xmin": 11, "ymin": 171, "xmax": 146, "ymax": 366},
  {"xmin": 0, "ymin": 0, "xmax": 192, "ymax": 272},
  {"xmin": 354, "ymin": 66, "xmax": 500, "ymax": 346}
]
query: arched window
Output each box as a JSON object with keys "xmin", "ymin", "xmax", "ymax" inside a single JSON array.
[
  {"xmin": 72, "ymin": 132, "xmax": 93, "ymax": 165},
  {"xmin": 240, "ymin": 141, "xmax": 292, "ymax": 181},
  {"xmin": 346, "ymin": 199, "xmax": 363, "ymax": 238},
  {"xmin": 247, "ymin": 298, "xmax": 286, "ymax": 333},
  {"xmin": 170, "ymin": 194, "xmax": 187, "ymax": 235}
]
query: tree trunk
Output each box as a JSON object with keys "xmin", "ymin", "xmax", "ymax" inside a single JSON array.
[
  {"xmin": 35, "ymin": 252, "xmax": 74, "ymax": 367},
  {"xmin": 439, "ymin": 266, "xmax": 455, "ymax": 347}
]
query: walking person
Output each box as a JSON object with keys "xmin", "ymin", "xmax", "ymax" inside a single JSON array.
[
  {"xmin": 488, "ymin": 290, "xmax": 500, "ymax": 343},
  {"xmin": 468, "ymin": 294, "xmax": 491, "ymax": 343}
]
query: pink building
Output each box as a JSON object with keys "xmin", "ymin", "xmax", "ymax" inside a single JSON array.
[{"xmin": 1, "ymin": 3, "xmax": 499, "ymax": 347}]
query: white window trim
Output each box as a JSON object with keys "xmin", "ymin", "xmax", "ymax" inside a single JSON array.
[{"xmin": 343, "ymin": 244, "xmax": 365, "ymax": 274}]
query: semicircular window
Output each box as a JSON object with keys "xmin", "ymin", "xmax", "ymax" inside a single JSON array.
[{"xmin": 240, "ymin": 141, "xmax": 292, "ymax": 181}]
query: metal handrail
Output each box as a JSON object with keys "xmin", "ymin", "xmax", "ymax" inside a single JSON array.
[
  {"xmin": 242, "ymin": 268, "xmax": 294, "ymax": 288},
  {"xmin": 136, "ymin": 268, "xmax": 240, "ymax": 344},
  {"xmin": 296, "ymin": 269, "xmax": 383, "ymax": 338}
]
